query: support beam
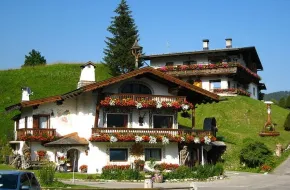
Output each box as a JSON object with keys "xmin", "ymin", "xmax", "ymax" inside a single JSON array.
[
  {"xmin": 191, "ymin": 105, "xmax": 196, "ymax": 129},
  {"xmin": 94, "ymin": 105, "xmax": 100, "ymax": 128}
]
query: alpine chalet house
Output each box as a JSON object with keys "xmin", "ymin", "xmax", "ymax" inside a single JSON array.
[
  {"xmin": 6, "ymin": 62, "xmax": 221, "ymax": 173},
  {"xmin": 142, "ymin": 39, "xmax": 266, "ymax": 100}
]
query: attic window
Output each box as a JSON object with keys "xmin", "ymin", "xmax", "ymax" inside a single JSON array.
[
  {"xmin": 121, "ymin": 83, "xmax": 152, "ymax": 94},
  {"xmin": 165, "ymin": 62, "xmax": 174, "ymax": 66}
]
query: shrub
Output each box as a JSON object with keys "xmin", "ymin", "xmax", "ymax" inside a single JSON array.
[
  {"xmin": 38, "ymin": 163, "xmax": 56, "ymax": 185},
  {"xmin": 163, "ymin": 165, "xmax": 192, "ymax": 179},
  {"xmin": 101, "ymin": 165, "xmax": 143, "ymax": 180},
  {"xmin": 154, "ymin": 163, "xmax": 179, "ymax": 171},
  {"xmin": 240, "ymin": 140, "xmax": 272, "ymax": 168},
  {"xmin": 284, "ymin": 113, "xmax": 290, "ymax": 131}
]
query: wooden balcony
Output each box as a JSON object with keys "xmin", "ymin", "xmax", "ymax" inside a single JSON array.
[
  {"xmin": 16, "ymin": 128, "xmax": 56, "ymax": 141},
  {"xmin": 108, "ymin": 94, "xmax": 186, "ymax": 102},
  {"xmin": 92, "ymin": 127, "xmax": 212, "ymax": 137}
]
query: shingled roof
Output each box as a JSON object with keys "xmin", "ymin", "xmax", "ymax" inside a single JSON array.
[
  {"xmin": 5, "ymin": 67, "xmax": 219, "ymax": 112},
  {"xmin": 44, "ymin": 132, "xmax": 88, "ymax": 147}
]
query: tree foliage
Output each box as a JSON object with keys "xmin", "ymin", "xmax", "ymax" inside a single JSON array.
[
  {"xmin": 22, "ymin": 49, "xmax": 46, "ymax": 67},
  {"xmin": 279, "ymin": 97, "xmax": 286, "ymax": 108},
  {"xmin": 103, "ymin": 0, "xmax": 141, "ymax": 76},
  {"xmin": 240, "ymin": 140, "xmax": 272, "ymax": 168},
  {"xmin": 285, "ymin": 95, "xmax": 290, "ymax": 109},
  {"xmin": 284, "ymin": 113, "xmax": 290, "ymax": 131}
]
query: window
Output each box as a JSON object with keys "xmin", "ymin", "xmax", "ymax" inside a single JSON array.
[
  {"xmin": 153, "ymin": 115, "xmax": 173, "ymax": 128},
  {"xmin": 121, "ymin": 83, "xmax": 152, "ymax": 94},
  {"xmin": 183, "ymin": 61, "xmax": 196, "ymax": 65},
  {"xmin": 145, "ymin": 148, "xmax": 161, "ymax": 161},
  {"xmin": 165, "ymin": 62, "xmax": 174, "ymax": 66},
  {"xmin": 20, "ymin": 173, "xmax": 31, "ymax": 187},
  {"xmin": 26, "ymin": 173, "xmax": 40, "ymax": 189},
  {"xmin": 110, "ymin": 149, "xmax": 128, "ymax": 161},
  {"xmin": 253, "ymin": 87, "xmax": 256, "ymax": 96},
  {"xmin": 0, "ymin": 174, "xmax": 18, "ymax": 189},
  {"xmin": 33, "ymin": 115, "xmax": 50, "ymax": 129},
  {"xmin": 210, "ymin": 80, "xmax": 221, "ymax": 89},
  {"xmin": 107, "ymin": 114, "xmax": 128, "ymax": 128}
]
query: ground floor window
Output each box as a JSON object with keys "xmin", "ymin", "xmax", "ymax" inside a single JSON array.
[
  {"xmin": 210, "ymin": 80, "xmax": 221, "ymax": 90},
  {"xmin": 153, "ymin": 115, "xmax": 173, "ymax": 128},
  {"xmin": 145, "ymin": 148, "xmax": 161, "ymax": 161},
  {"xmin": 110, "ymin": 149, "xmax": 128, "ymax": 161},
  {"xmin": 107, "ymin": 114, "xmax": 128, "ymax": 128}
]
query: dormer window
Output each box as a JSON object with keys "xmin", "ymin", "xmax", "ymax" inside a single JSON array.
[
  {"xmin": 165, "ymin": 62, "xmax": 174, "ymax": 66},
  {"xmin": 121, "ymin": 83, "xmax": 152, "ymax": 94}
]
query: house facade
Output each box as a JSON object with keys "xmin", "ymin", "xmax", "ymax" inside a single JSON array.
[
  {"xmin": 7, "ymin": 63, "xmax": 222, "ymax": 173},
  {"xmin": 142, "ymin": 39, "xmax": 266, "ymax": 100}
]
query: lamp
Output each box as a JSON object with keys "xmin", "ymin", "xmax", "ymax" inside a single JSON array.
[{"xmin": 131, "ymin": 39, "xmax": 143, "ymax": 69}]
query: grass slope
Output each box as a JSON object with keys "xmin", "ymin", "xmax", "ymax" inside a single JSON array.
[
  {"xmin": 179, "ymin": 96, "xmax": 290, "ymax": 170},
  {"xmin": 0, "ymin": 63, "xmax": 111, "ymax": 140}
]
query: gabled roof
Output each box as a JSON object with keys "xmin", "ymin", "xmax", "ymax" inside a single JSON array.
[
  {"xmin": 44, "ymin": 132, "xmax": 88, "ymax": 147},
  {"xmin": 142, "ymin": 46, "xmax": 263, "ymax": 70},
  {"xmin": 5, "ymin": 67, "xmax": 219, "ymax": 112}
]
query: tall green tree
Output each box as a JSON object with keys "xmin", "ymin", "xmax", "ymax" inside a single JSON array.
[
  {"xmin": 285, "ymin": 95, "xmax": 290, "ymax": 109},
  {"xmin": 103, "ymin": 0, "xmax": 141, "ymax": 76},
  {"xmin": 22, "ymin": 49, "xmax": 46, "ymax": 67},
  {"xmin": 279, "ymin": 97, "xmax": 286, "ymax": 108}
]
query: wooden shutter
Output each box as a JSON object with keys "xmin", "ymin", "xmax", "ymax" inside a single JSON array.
[{"xmin": 33, "ymin": 116, "xmax": 39, "ymax": 128}]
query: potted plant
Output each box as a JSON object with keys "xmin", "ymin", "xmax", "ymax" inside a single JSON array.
[
  {"xmin": 36, "ymin": 150, "xmax": 47, "ymax": 161},
  {"xmin": 134, "ymin": 159, "xmax": 145, "ymax": 171},
  {"xmin": 79, "ymin": 165, "xmax": 88, "ymax": 173}
]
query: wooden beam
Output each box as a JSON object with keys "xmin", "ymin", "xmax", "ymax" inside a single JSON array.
[{"xmin": 192, "ymin": 105, "xmax": 196, "ymax": 129}]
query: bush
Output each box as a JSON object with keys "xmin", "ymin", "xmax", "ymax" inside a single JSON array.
[
  {"xmin": 38, "ymin": 163, "xmax": 56, "ymax": 185},
  {"xmin": 101, "ymin": 165, "xmax": 143, "ymax": 180},
  {"xmin": 284, "ymin": 113, "xmax": 290, "ymax": 131},
  {"xmin": 163, "ymin": 164, "xmax": 224, "ymax": 180},
  {"xmin": 240, "ymin": 140, "xmax": 272, "ymax": 168},
  {"xmin": 154, "ymin": 163, "xmax": 179, "ymax": 171}
]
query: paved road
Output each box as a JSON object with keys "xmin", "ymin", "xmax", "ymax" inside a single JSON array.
[{"xmin": 63, "ymin": 157, "xmax": 290, "ymax": 189}]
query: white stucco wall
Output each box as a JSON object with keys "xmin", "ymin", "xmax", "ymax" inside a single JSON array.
[
  {"xmin": 87, "ymin": 142, "xmax": 179, "ymax": 174},
  {"xmin": 248, "ymin": 83, "xmax": 258, "ymax": 99}
]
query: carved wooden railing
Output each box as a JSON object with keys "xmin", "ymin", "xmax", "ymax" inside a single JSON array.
[
  {"xmin": 165, "ymin": 67, "xmax": 237, "ymax": 77},
  {"xmin": 16, "ymin": 128, "xmax": 56, "ymax": 141},
  {"xmin": 92, "ymin": 127, "xmax": 212, "ymax": 137},
  {"xmin": 108, "ymin": 94, "xmax": 186, "ymax": 102}
]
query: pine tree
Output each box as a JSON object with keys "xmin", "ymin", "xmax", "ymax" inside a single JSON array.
[
  {"xmin": 284, "ymin": 113, "xmax": 290, "ymax": 131},
  {"xmin": 103, "ymin": 0, "xmax": 141, "ymax": 76},
  {"xmin": 22, "ymin": 49, "xmax": 46, "ymax": 67},
  {"xmin": 279, "ymin": 97, "xmax": 286, "ymax": 108},
  {"xmin": 285, "ymin": 95, "xmax": 290, "ymax": 109}
]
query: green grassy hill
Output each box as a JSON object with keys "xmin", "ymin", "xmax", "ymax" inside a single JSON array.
[
  {"xmin": 1, "ymin": 64, "xmax": 290, "ymax": 170},
  {"xmin": 179, "ymin": 96, "xmax": 290, "ymax": 170},
  {"xmin": 0, "ymin": 63, "xmax": 111, "ymax": 140}
]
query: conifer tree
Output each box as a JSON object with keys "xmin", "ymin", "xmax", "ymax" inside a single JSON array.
[
  {"xmin": 22, "ymin": 49, "xmax": 46, "ymax": 67},
  {"xmin": 279, "ymin": 97, "xmax": 286, "ymax": 108},
  {"xmin": 285, "ymin": 95, "xmax": 290, "ymax": 109},
  {"xmin": 103, "ymin": 0, "xmax": 141, "ymax": 76}
]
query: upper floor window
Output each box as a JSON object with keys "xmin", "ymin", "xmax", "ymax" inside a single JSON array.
[
  {"xmin": 107, "ymin": 113, "xmax": 128, "ymax": 128},
  {"xmin": 153, "ymin": 115, "xmax": 173, "ymax": 128},
  {"xmin": 210, "ymin": 80, "xmax": 221, "ymax": 90},
  {"xmin": 33, "ymin": 115, "xmax": 50, "ymax": 129},
  {"xmin": 183, "ymin": 61, "xmax": 196, "ymax": 65},
  {"xmin": 165, "ymin": 62, "xmax": 174, "ymax": 66},
  {"xmin": 121, "ymin": 83, "xmax": 152, "ymax": 94}
]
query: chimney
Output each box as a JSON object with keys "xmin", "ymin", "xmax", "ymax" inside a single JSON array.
[
  {"xmin": 21, "ymin": 87, "xmax": 32, "ymax": 102},
  {"xmin": 225, "ymin": 38, "xmax": 232, "ymax": 48},
  {"xmin": 77, "ymin": 61, "xmax": 96, "ymax": 88},
  {"xmin": 202, "ymin": 39, "xmax": 209, "ymax": 50}
]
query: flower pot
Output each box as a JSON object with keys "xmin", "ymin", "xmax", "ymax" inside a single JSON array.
[{"xmin": 81, "ymin": 169, "xmax": 87, "ymax": 173}]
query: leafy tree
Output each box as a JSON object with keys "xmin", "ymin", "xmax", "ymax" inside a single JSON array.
[
  {"xmin": 284, "ymin": 113, "xmax": 290, "ymax": 131},
  {"xmin": 279, "ymin": 97, "xmax": 286, "ymax": 108},
  {"xmin": 285, "ymin": 95, "xmax": 290, "ymax": 109},
  {"xmin": 22, "ymin": 49, "xmax": 46, "ymax": 67},
  {"xmin": 103, "ymin": 0, "xmax": 141, "ymax": 76}
]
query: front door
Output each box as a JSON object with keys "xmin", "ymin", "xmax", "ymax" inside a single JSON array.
[{"xmin": 67, "ymin": 149, "xmax": 79, "ymax": 172}]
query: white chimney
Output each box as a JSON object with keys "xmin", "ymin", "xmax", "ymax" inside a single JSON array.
[
  {"xmin": 77, "ymin": 61, "xmax": 96, "ymax": 88},
  {"xmin": 202, "ymin": 39, "xmax": 209, "ymax": 50},
  {"xmin": 21, "ymin": 87, "xmax": 31, "ymax": 102},
  {"xmin": 225, "ymin": 38, "xmax": 232, "ymax": 48}
]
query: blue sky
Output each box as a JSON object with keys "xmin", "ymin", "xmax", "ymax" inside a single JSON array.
[{"xmin": 0, "ymin": 0, "xmax": 289, "ymax": 93}]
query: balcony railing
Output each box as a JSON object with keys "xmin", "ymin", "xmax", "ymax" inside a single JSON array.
[
  {"xmin": 212, "ymin": 88, "xmax": 250, "ymax": 97},
  {"xmin": 108, "ymin": 94, "xmax": 186, "ymax": 103},
  {"xmin": 16, "ymin": 128, "xmax": 56, "ymax": 141},
  {"xmin": 92, "ymin": 127, "xmax": 212, "ymax": 137}
]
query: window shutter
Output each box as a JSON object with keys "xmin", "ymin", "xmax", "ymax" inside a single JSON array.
[{"xmin": 33, "ymin": 116, "xmax": 39, "ymax": 128}]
